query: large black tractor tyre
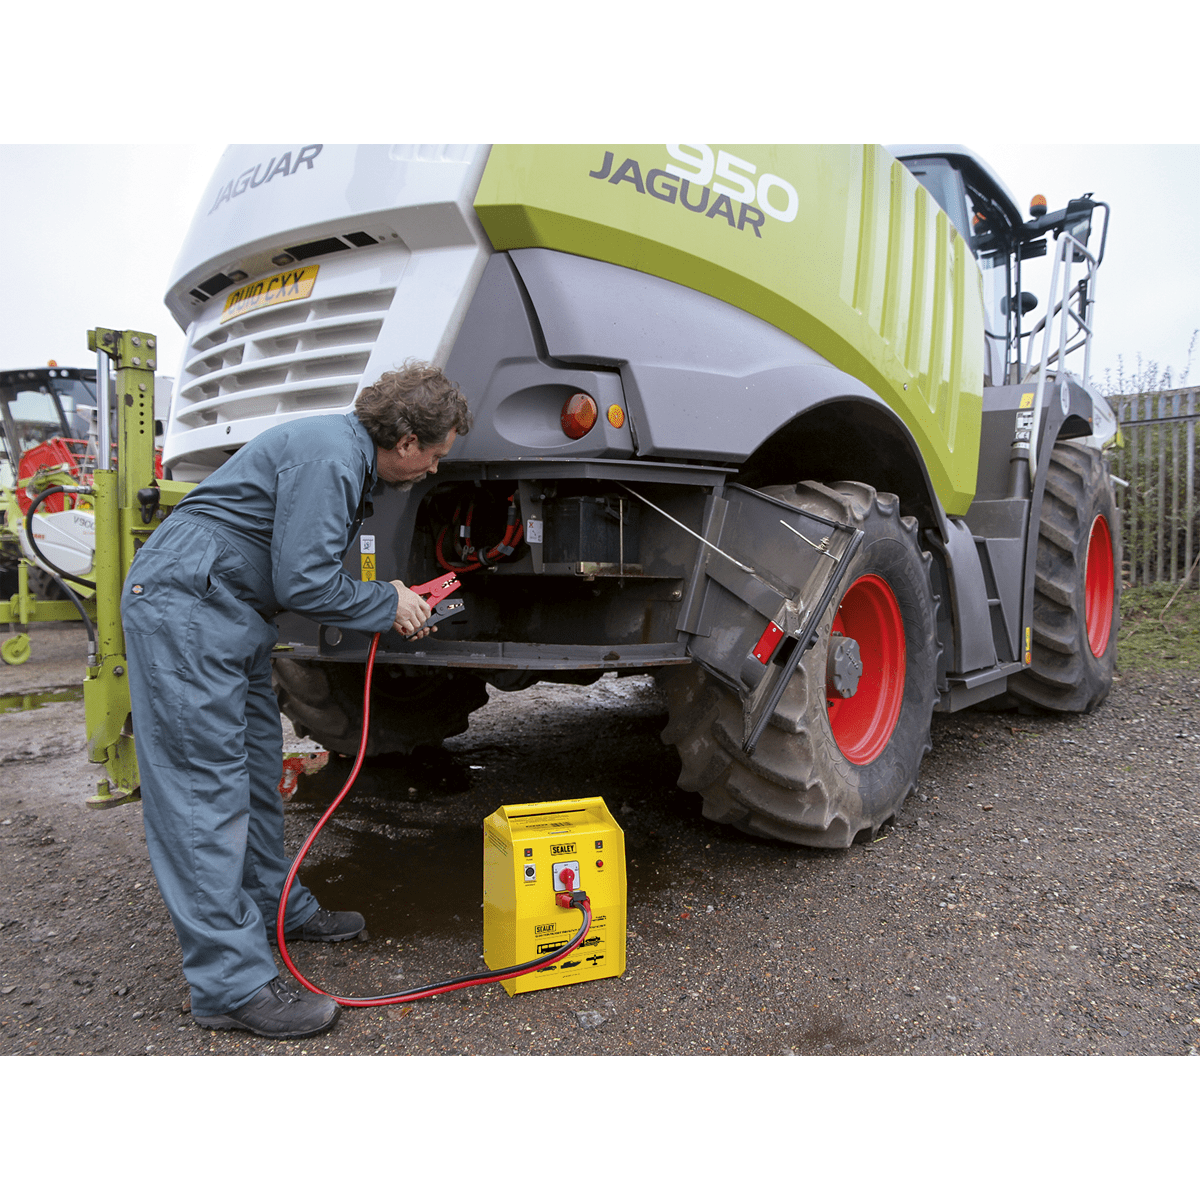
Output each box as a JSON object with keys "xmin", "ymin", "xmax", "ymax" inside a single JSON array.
[
  {"xmin": 1007, "ymin": 443, "xmax": 1120, "ymax": 714},
  {"xmin": 272, "ymin": 658, "xmax": 489, "ymax": 758},
  {"xmin": 659, "ymin": 481, "xmax": 941, "ymax": 849}
]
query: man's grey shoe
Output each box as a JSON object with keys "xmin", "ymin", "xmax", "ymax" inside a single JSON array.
[
  {"xmin": 272, "ymin": 907, "xmax": 366, "ymax": 944},
  {"xmin": 193, "ymin": 976, "xmax": 339, "ymax": 1039}
]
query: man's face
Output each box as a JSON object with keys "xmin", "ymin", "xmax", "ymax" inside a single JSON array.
[{"xmin": 377, "ymin": 431, "xmax": 456, "ymax": 489}]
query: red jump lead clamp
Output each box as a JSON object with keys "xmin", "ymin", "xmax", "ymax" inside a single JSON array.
[{"xmin": 406, "ymin": 570, "xmax": 464, "ymax": 639}]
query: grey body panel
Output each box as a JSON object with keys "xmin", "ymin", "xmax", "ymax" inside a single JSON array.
[
  {"xmin": 445, "ymin": 249, "xmax": 952, "ymax": 545},
  {"xmin": 932, "ymin": 517, "xmax": 996, "ymax": 676},
  {"xmin": 972, "ymin": 378, "xmax": 1101, "ymax": 503},
  {"xmin": 443, "ymin": 254, "xmax": 635, "ymax": 462},
  {"xmin": 508, "ymin": 247, "xmax": 886, "ymax": 463},
  {"xmin": 975, "ymin": 534, "xmax": 1025, "ymax": 663}
]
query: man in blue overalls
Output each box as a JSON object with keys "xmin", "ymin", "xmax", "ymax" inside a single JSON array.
[{"xmin": 122, "ymin": 364, "xmax": 470, "ymax": 1039}]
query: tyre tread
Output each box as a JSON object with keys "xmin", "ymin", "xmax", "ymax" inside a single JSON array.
[
  {"xmin": 1008, "ymin": 443, "xmax": 1120, "ymax": 714},
  {"xmin": 661, "ymin": 480, "xmax": 941, "ymax": 848}
]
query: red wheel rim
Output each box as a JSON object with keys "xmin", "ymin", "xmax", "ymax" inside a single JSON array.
[
  {"xmin": 827, "ymin": 573, "xmax": 906, "ymax": 765},
  {"xmin": 1084, "ymin": 514, "xmax": 1115, "ymax": 657}
]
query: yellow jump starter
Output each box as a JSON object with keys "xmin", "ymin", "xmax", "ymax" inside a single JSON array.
[{"xmin": 483, "ymin": 797, "xmax": 626, "ymax": 996}]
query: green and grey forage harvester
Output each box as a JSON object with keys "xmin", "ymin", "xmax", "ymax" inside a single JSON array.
[{"xmin": 161, "ymin": 143, "xmax": 1117, "ymax": 847}]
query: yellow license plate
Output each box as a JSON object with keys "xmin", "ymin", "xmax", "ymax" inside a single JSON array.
[{"xmin": 220, "ymin": 264, "xmax": 319, "ymax": 324}]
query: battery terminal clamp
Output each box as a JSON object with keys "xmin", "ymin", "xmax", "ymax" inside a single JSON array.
[
  {"xmin": 405, "ymin": 571, "xmax": 465, "ymax": 639},
  {"xmin": 406, "ymin": 596, "xmax": 464, "ymax": 639}
]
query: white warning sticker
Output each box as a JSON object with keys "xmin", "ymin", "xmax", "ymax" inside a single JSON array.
[
  {"xmin": 360, "ymin": 535, "xmax": 376, "ymax": 553},
  {"xmin": 526, "ymin": 518, "xmax": 543, "ymax": 545}
]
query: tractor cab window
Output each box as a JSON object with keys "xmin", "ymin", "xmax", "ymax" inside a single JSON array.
[
  {"xmin": 963, "ymin": 181, "xmax": 1015, "ymax": 387},
  {"xmin": 901, "ymin": 157, "xmax": 973, "ymax": 243},
  {"xmin": 0, "ymin": 375, "xmax": 94, "ymax": 473},
  {"xmin": 901, "ymin": 157, "xmax": 1016, "ymax": 385},
  {"xmin": 47, "ymin": 377, "xmax": 95, "ymax": 438},
  {"xmin": 7, "ymin": 388, "xmax": 67, "ymax": 454}
]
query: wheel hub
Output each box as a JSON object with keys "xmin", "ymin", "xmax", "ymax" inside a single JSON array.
[
  {"xmin": 826, "ymin": 633, "xmax": 863, "ymax": 699},
  {"xmin": 827, "ymin": 573, "xmax": 906, "ymax": 765}
]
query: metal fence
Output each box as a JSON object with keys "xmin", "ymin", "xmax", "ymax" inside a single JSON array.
[{"xmin": 1109, "ymin": 387, "xmax": 1198, "ymax": 588}]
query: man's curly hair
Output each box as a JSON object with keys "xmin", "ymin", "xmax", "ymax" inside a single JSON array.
[{"xmin": 354, "ymin": 361, "xmax": 471, "ymax": 449}]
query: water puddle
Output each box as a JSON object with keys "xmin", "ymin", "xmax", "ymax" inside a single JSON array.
[
  {"xmin": 0, "ymin": 685, "xmax": 84, "ymax": 714},
  {"xmin": 278, "ymin": 682, "xmax": 713, "ymax": 948},
  {"xmin": 286, "ymin": 761, "xmax": 485, "ymax": 943}
]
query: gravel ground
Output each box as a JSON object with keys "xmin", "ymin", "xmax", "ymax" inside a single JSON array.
[{"xmin": 1, "ymin": 622, "xmax": 1198, "ymax": 1056}]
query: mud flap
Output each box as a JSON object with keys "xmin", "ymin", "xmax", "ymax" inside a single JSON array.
[{"xmin": 678, "ymin": 484, "xmax": 861, "ymax": 753}]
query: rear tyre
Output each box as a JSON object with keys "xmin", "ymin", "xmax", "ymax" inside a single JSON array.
[
  {"xmin": 272, "ymin": 659, "xmax": 489, "ymax": 758},
  {"xmin": 660, "ymin": 481, "xmax": 940, "ymax": 848},
  {"xmin": 1008, "ymin": 443, "xmax": 1120, "ymax": 713}
]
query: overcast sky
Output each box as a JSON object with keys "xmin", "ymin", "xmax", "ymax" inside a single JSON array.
[{"xmin": 2, "ymin": 141, "xmax": 1196, "ymax": 398}]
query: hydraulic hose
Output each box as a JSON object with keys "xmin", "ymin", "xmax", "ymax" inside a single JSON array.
[
  {"xmin": 276, "ymin": 630, "xmax": 592, "ymax": 1008},
  {"xmin": 21, "ymin": 486, "xmax": 98, "ymax": 659},
  {"xmin": 30, "ymin": 561, "xmax": 98, "ymax": 664},
  {"xmin": 25, "ymin": 486, "xmax": 96, "ymax": 591}
]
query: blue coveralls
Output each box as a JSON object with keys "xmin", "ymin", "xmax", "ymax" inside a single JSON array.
[{"xmin": 121, "ymin": 414, "xmax": 399, "ymax": 1017}]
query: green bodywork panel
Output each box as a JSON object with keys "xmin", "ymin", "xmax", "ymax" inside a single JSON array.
[{"xmin": 474, "ymin": 144, "xmax": 984, "ymax": 516}]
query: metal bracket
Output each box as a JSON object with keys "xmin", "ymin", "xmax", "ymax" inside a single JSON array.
[{"xmin": 742, "ymin": 527, "xmax": 863, "ymax": 754}]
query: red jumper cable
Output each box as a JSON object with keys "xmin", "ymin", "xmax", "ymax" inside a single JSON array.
[{"xmin": 275, "ymin": 593, "xmax": 590, "ymax": 1008}]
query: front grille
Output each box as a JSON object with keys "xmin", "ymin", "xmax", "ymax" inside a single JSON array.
[{"xmin": 174, "ymin": 277, "xmax": 398, "ymax": 429}]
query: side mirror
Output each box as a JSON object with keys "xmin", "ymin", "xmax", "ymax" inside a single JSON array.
[
  {"xmin": 1063, "ymin": 196, "xmax": 1096, "ymax": 262},
  {"xmin": 1002, "ymin": 292, "xmax": 1038, "ymax": 317}
]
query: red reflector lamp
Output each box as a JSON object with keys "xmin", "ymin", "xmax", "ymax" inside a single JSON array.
[
  {"xmin": 561, "ymin": 393, "xmax": 598, "ymax": 439},
  {"xmin": 751, "ymin": 621, "xmax": 785, "ymax": 664}
]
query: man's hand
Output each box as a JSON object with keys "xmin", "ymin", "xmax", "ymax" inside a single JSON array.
[{"xmin": 390, "ymin": 580, "xmax": 434, "ymax": 639}]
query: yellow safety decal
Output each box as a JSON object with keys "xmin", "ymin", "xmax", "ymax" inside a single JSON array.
[
  {"xmin": 1024, "ymin": 626, "xmax": 1032, "ymax": 664},
  {"xmin": 1019, "ymin": 393, "xmax": 1035, "ymax": 409},
  {"xmin": 360, "ymin": 534, "xmax": 376, "ymax": 581}
]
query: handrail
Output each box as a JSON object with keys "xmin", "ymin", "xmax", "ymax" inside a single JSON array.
[{"xmin": 1021, "ymin": 220, "xmax": 1104, "ymax": 485}]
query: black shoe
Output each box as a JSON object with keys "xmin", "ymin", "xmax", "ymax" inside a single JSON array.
[
  {"xmin": 193, "ymin": 976, "xmax": 339, "ymax": 1039},
  {"xmin": 272, "ymin": 907, "xmax": 366, "ymax": 944}
]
